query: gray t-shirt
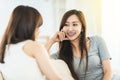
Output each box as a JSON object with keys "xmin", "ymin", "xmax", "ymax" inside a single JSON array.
[{"xmin": 51, "ymin": 36, "xmax": 111, "ymax": 80}]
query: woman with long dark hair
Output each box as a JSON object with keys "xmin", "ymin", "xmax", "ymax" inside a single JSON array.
[
  {"xmin": 0, "ymin": 5, "xmax": 74, "ymax": 80},
  {"xmin": 45, "ymin": 9, "xmax": 112, "ymax": 80}
]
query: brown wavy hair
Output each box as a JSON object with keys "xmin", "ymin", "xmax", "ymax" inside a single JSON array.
[{"xmin": 59, "ymin": 9, "xmax": 88, "ymax": 80}]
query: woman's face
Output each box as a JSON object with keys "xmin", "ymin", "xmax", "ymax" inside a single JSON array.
[{"xmin": 62, "ymin": 14, "xmax": 82, "ymax": 41}]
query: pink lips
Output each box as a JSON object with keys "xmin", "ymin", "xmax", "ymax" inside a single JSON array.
[{"xmin": 67, "ymin": 32, "xmax": 76, "ymax": 37}]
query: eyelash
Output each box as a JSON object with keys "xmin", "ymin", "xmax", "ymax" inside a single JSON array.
[
  {"xmin": 73, "ymin": 24, "xmax": 77, "ymax": 26},
  {"xmin": 64, "ymin": 24, "xmax": 68, "ymax": 26},
  {"xmin": 64, "ymin": 24, "xmax": 78, "ymax": 26}
]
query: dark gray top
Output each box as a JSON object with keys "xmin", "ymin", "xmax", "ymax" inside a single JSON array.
[{"xmin": 51, "ymin": 36, "xmax": 111, "ymax": 80}]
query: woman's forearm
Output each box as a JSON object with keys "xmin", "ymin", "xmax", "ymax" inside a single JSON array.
[
  {"xmin": 24, "ymin": 41, "xmax": 63, "ymax": 80},
  {"xmin": 45, "ymin": 39, "xmax": 55, "ymax": 52},
  {"xmin": 103, "ymin": 71, "xmax": 112, "ymax": 80},
  {"xmin": 35, "ymin": 46, "xmax": 63, "ymax": 80},
  {"xmin": 103, "ymin": 61, "xmax": 112, "ymax": 80}
]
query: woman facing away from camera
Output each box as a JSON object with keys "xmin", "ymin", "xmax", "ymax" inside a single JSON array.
[
  {"xmin": 0, "ymin": 5, "xmax": 74, "ymax": 80},
  {"xmin": 44, "ymin": 9, "xmax": 112, "ymax": 80}
]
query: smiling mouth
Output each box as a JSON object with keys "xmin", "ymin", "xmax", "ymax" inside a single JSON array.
[{"xmin": 67, "ymin": 32, "xmax": 76, "ymax": 37}]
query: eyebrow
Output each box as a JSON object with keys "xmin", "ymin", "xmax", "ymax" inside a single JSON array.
[{"xmin": 66, "ymin": 21, "xmax": 80, "ymax": 23}]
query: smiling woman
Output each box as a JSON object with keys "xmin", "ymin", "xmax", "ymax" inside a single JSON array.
[
  {"xmin": 0, "ymin": 5, "xmax": 74, "ymax": 80},
  {"xmin": 45, "ymin": 9, "xmax": 112, "ymax": 80}
]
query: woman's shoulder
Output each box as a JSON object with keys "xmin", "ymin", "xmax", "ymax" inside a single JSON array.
[
  {"xmin": 23, "ymin": 40, "xmax": 46, "ymax": 58},
  {"xmin": 88, "ymin": 35, "xmax": 107, "ymax": 49},
  {"xmin": 88, "ymin": 35, "xmax": 103, "ymax": 40},
  {"xmin": 88, "ymin": 35, "xmax": 104, "ymax": 44}
]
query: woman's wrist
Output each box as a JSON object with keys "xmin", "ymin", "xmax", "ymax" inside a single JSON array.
[{"xmin": 45, "ymin": 39, "xmax": 55, "ymax": 52}]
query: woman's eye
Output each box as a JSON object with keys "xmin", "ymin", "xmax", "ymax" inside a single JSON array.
[
  {"xmin": 73, "ymin": 24, "xmax": 78, "ymax": 26},
  {"xmin": 64, "ymin": 24, "xmax": 69, "ymax": 26}
]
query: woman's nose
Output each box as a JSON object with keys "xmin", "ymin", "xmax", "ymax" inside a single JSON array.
[{"xmin": 68, "ymin": 26, "xmax": 73, "ymax": 31}]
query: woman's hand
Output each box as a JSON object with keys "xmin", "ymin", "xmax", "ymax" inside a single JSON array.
[
  {"xmin": 45, "ymin": 30, "xmax": 69, "ymax": 52},
  {"xmin": 51, "ymin": 30, "xmax": 69, "ymax": 43}
]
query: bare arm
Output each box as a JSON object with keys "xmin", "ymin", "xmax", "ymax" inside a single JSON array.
[
  {"xmin": 24, "ymin": 41, "xmax": 63, "ymax": 80},
  {"xmin": 45, "ymin": 38, "xmax": 55, "ymax": 52},
  {"xmin": 102, "ymin": 59, "xmax": 112, "ymax": 80},
  {"xmin": 45, "ymin": 31, "xmax": 69, "ymax": 52}
]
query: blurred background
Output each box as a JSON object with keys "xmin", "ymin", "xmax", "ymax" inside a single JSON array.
[{"xmin": 0, "ymin": 0, "xmax": 120, "ymax": 73}]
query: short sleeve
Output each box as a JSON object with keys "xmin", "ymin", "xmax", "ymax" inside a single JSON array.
[{"xmin": 94, "ymin": 36, "xmax": 111, "ymax": 61}]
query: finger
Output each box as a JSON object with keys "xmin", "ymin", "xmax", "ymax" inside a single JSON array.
[
  {"xmin": 61, "ymin": 29, "xmax": 67, "ymax": 38},
  {"xmin": 58, "ymin": 32, "xmax": 63, "ymax": 41},
  {"xmin": 58, "ymin": 32, "xmax": 69, "ymax": 41},
  {"xmin": 59, "ymin": 32, "xmax": 65, "ymax": 41},
  {"xmin": 54, "ymin": 31, "xmax": 61, "ymax": 42},
  {"xmin": 60, "ymin": 32, "xmax": 65, "ymax": 41},
  {"xmin": 63, "ymin": 37, "xmax": 69, "ymax": 40}
]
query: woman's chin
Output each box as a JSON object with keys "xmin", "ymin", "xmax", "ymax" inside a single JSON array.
[
  {"xmin": 68, "ymin": 37, "xmax": 76, "ymax": 41},
  {"xmin": 68, "ymin": 36, "xmax": 79, "ymax": 41}
]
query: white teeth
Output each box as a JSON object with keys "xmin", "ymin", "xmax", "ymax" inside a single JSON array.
[{"xmin": 67, "ymin": 32, "xmax": 76, "ymax": 36}]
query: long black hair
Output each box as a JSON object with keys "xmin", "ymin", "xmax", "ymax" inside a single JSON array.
[
  {"xmin": 59, "ymin": 9, "xmax": 88, "ymax": 80},
  {"xmin": 0, "ymin": 5, "xmax": 43, "ymax": 63}
]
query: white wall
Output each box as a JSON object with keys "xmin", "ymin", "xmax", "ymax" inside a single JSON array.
[
  {"xmin": 1, "ymin": 0, "xmax": 119, "ymax": 72},
  {"xmin": 0, "ymin": 0, "xmax": 54, "ymax": 38},
  {"xmin": 49, "ymin": 0, "xmax": 102, "ymax": 53},
  {"xmin": 102, "ymin": 0, "xmax": 120, "ymax": 71},
  {"xmin": 65, "ymin": 0, "xmax": 102, "ymax": 36},
  {"xmin": 0, "ymin": 0, "xmax": 101, "ymax": 37}
]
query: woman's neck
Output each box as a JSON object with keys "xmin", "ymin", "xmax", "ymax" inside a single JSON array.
[
  {"xmin": 71, "ymin": 37, "xmax": 79, "ymax": 48},
  {"xmin": 71, "ymin": 40, "xmax": 81, "ymax": 58},
  {"xmin": 71, "ymin": 37, "xmax": 90, "ymax": 58}
]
